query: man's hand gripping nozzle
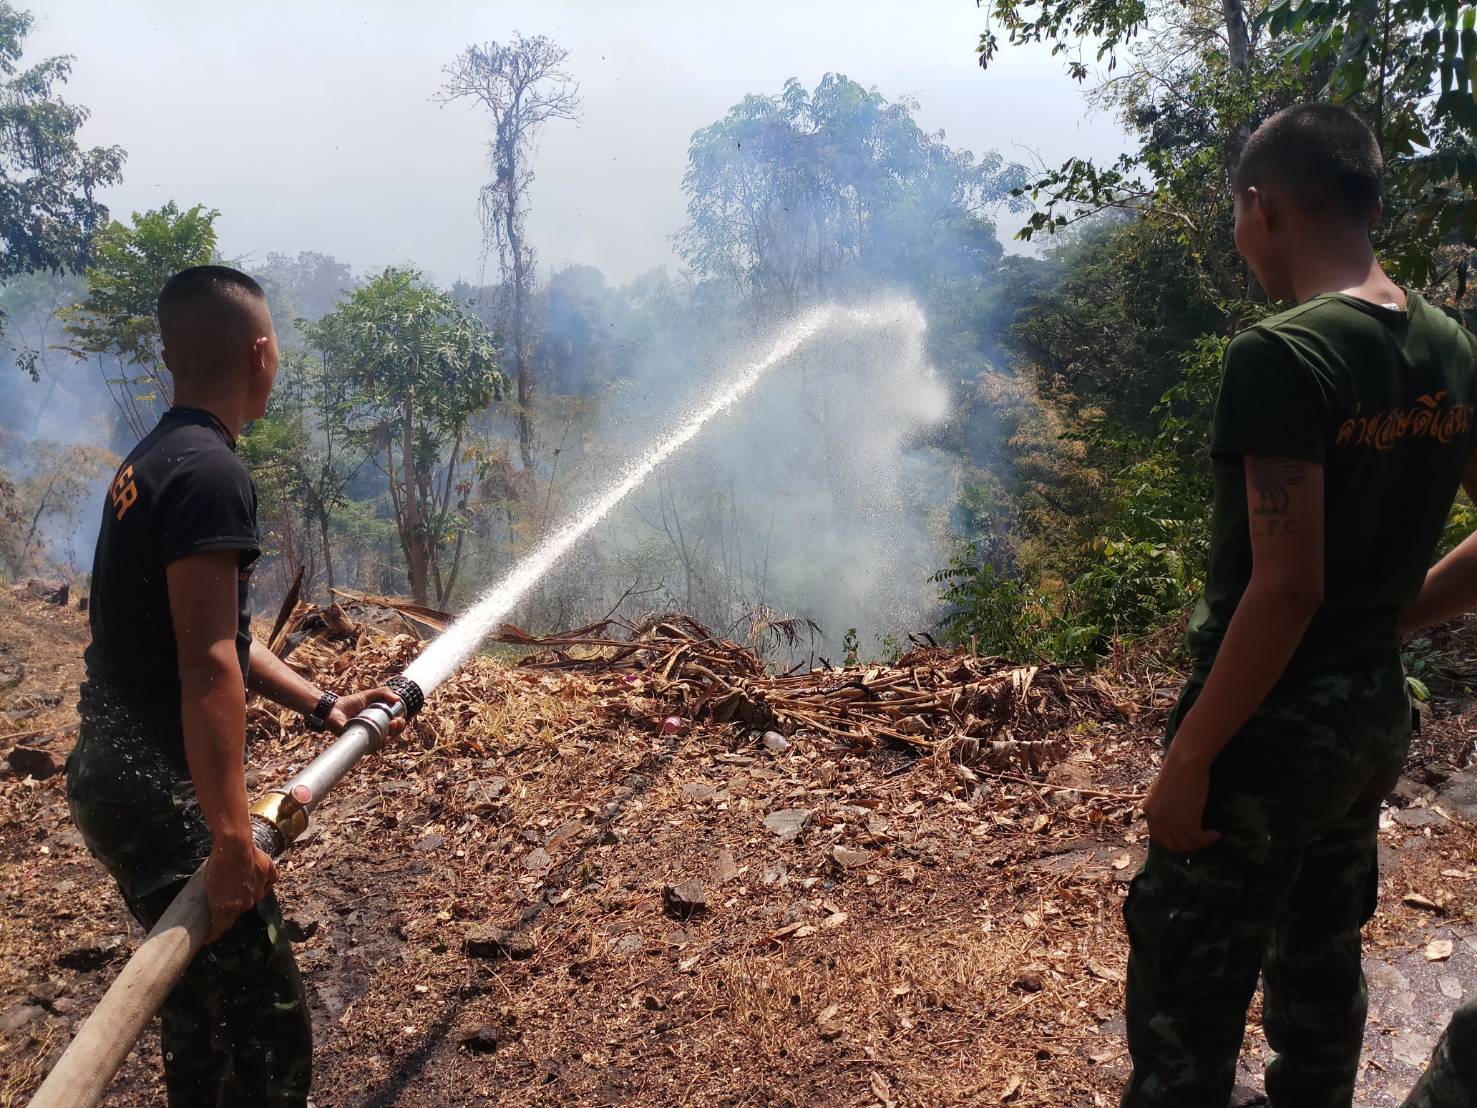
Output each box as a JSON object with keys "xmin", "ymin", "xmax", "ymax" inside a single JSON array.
[{"xmin": 248, "ymin": 675, "xmax": 425, "ymax": 857}]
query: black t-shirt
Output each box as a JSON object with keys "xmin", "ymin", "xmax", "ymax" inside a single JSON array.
[
  {"xmin": 83, "ymin": 407, "xmax": 259, "ymax": 723},
  {"xmin": 1188, "ymin": 293, "xmax": 1477, "ymax": 675}
]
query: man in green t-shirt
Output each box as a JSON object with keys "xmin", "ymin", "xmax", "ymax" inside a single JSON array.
[{"xmin": 1121, "ymin": 104, "xmax": 1477, "ymax": 1108}]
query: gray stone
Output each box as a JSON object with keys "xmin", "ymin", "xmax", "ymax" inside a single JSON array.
[
  {"xmin": 1434, "ymin": 766, "xmax": 1477, "ymax": 820},
  {"xmin": 831, "ymin": 845, "xmax": 871, "ymax": 868},
  {"xmin": 0, "ymin": 1003, "xmax": 44, "ymax": 1031},
  {"xmin": 710, "ymin": 848, "xmax": 739, "ymax": 885},
  {"xmin": 1393, "ymin": 1031, "xmax": 1438, "ymax": 1068},
  {"xmin": 663, "ymin": 879, "xmax": 707, "ymax": 920},
  {"xmin": 522, "ymin": 846, "xmax": 552, "ymax": 875},
  {"xmin": 415, "ymin": 833, "xmax": 446, "ymax": 852},
  {"xmin": 762, "ymin": 731, "xmax": 790, "ymax": 755},
  {"xmin": 613, "ymin": 933, "xmax": 644, "ymax": 956},
  {"xmin": 763, "ymin": 808, "xmax": 812, "ymax": 840},
  {"xmin": 1393, "ymin": 807, "xmax": 1441, "ymax": 829},
  {"xmin": 681, "ymin": 781, "xmax": 716, "ymax": 803}
]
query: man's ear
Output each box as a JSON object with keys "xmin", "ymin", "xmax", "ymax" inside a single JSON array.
[
  {"xmin": 249, "ymin": 335, "xmax": 270, "ymax": 372},
  {"xmin": 1369, "ymin": 197, "xmax": 1384, "ymax": 231},
  {"xmin": 1247, "ymin": 185, "xmax": 1276, "ymax": 232}
]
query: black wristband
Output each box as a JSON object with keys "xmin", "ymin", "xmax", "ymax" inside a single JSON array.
[{"xmin": 306, "ymin": 690, "xmax": 339, "ymax": 731}]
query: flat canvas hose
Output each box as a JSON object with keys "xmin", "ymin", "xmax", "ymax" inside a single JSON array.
[{"xmin": 27, "ymin": 676, "xmax": 425, "ymax": 1108}]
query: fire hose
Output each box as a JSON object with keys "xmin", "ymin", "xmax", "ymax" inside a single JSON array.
[{"xmin": 27, "ymin": 676, "xmax": 425, "ymax": 1108}]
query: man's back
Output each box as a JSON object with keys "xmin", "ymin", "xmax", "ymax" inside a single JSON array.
[
  {"xmin": 85, "ymin": 406, "xmax": 258, "ymax": 724},
  {"xmin": 1190, "ymin": 292, "xmax": 1477, "ymax": 674}
]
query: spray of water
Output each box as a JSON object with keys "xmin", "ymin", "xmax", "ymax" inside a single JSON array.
[{"xmin": 402, "ymin": 298, "xmax": 927, "ymax": 695}]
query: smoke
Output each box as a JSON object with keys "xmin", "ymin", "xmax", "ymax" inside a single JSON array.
[{"xmin": 518, "ymin": 292, "xmax": 954, "ymax": 661}]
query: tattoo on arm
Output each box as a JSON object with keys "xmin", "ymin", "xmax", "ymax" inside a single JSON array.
[{"xmin": 1250, "ymin": 457, "xmax": 1307, "ymax": 537}]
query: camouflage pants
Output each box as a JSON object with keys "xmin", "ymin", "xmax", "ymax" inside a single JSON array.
[
  {"xmin": 1399, "ymin": 997, "xmax": 1477, "ymax": 1107},
  {"xmin": 66, "ymin": 688, "xmax": 312, "ymax": 1108},
  {"xmin": 1121, "ymin": 662, "xmax": 1412, "ymax": 1108}
]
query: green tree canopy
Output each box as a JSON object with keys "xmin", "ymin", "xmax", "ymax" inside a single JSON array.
[
  {"xmin": 316, "ymin": 268, "xmax": 506, "ymax": 605},
  {"xmin": 60, "ymin": 202, "xmax": 218, "ymax": 439},
  {"xmin": 0, "ymin": 1, "xmax": 124, "ymax": 286},
  {"xmin": 677, "ymin": 74, "xmax": 1026, "ymax": 306}
]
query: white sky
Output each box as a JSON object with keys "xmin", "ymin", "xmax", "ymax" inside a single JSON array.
[{"xmin": 31, "ymin": 0, "xmax": 1130, "ymax": 287}]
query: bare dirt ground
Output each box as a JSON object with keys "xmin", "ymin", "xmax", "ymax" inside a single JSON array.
[{"xmin": 1, "ymin": 588, "xmax": 1474, "ymax": 1107}]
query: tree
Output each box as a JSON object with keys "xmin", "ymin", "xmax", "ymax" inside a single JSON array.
[
  {"xmin": 255, "ymin": 250, "xmax": 357, "ymax": 350},
  {"xmin": 976, "ymin": 0, "xmax": 1476, "ymax": 286},
  {"xmin": 0, "ymin": 2, "xmax": 124, "ymax": 298},
  {"xmin": 439, "ymin": 34, "xmax": 581, "ymax": 472},
  {"xmin": 678, "ymin": 74, "xmax": 1025, "ymax": 307},
  {"xmin": 60, "ymin": 202, "xmax": 219, "ymax": 439},
  {"xmin": 316, "ymin": 269, "xmax": 505, "ymax": 605}
]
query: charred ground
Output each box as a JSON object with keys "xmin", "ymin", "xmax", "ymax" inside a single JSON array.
[{"xmin": 1, "ymin": 589, "xmax": 1474, "ymax": 1107}]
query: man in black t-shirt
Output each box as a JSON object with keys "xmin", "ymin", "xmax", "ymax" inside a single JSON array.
[
  {"xmin": 67, "ymin": 265, "xmax": 403, "ymax": 1108},
  {"xmin": 1120, "ymin": 107, "xmax": 1477, "ymax": 1107}
]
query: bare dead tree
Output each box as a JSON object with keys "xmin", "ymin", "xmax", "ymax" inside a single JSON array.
[{"xmin": 438, "ymin": 34, "xmax": 581, "ymax": 473}]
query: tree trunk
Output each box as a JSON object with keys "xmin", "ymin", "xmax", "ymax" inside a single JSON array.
[
  {"xmin": 1223, "ymin": 0, "xmax": 1254, "ymax": 153},
  {"xmin": 399, "ymin": 397, "xmax": 430, "ymax": 605},
  {"xmin": 505, "ymin": 172, "xmax": 536, "ymax": 472},
  {"xmin": 1222, "ymin": 0, "xmax": 1250, "ymax": 73},
  {"xmin": 318, "ymin": 510, "xmax": 335, "ymax": 596}
]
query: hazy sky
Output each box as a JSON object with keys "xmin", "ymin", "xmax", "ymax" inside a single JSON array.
[{"xmin": 32, "ymin": 0, "xmax": 1130, "ymax": 288}]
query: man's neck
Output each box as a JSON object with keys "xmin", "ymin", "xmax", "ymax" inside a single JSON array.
[
  {"xmin": 170, "ymin": 386, "xmax": 246, "ymax": 441},
  {"xmin": 1287, "ymin": 230, "xmax": 1404, "ymax": 308}
]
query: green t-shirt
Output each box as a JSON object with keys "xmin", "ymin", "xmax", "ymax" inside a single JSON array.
[{"xmin": 1188, "ymin": 291, "xmax": 1477, "ymax": 675}]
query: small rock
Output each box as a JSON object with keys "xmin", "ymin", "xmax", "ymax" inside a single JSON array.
[
  {"xmin": 27, "ymin": 979, "xmax": 67, "ymax": 1007},
  {"xmin": 55, "ymin": 935, "xmax": 123, "ymax": 972},
  {"xmin": 762, "ymin": 864, "xmax": 789, "ymax": 886},
  {"xmin": 681, "ymin": 781, "xmax": 716, "ymax": 803},
  {"xmin": 49, "ymin": 996, "xmax": 77, "ymax": 1015},
  {"xmin": 1229, "ymin": 1084, "xmax": 1268, "ymax": 1107},
  {"xmin": 0, "ymin": 1003, "xmax": 44, "ymax": 1032},
  {"xmin": 831, "ymin": 845, "xmax": 871, "ymax": 869},
  {"xmin": 464, "ymin": 925, "xmax": 536, "ymax": 961},
  {"xmin": 1433, "ymin": 766, "xmax": 1477, "ymax": 820},
  {"xmin": 762, "ymin": 731, "xmax": 790, "ymax": 755},
  {"xmin": 460, "ymin": 1025, "xmax": 500, "ymax": 1053},
  {"xmin": 1425, "ymin": 939, "xmax": 1455, "ymax": 962},
  {"xmin": 663, "ymin": 879, "xmax": 708, "ymax": 920},
  {"xmin": 6, "ymin": 745, "xmax": 61, "ymax": 780},
  {"xmin": 522, "ymin": 846, "xmax": 553, "ymax": 875},
  {"xmin": 763, "ymin": 808, "xmax": 812, "ymax": 841},
  {"xmin": 1393, "ymin": 807, "xmax": 1441, "ymax": 829},
  {"xmin": 284, "ymin": 917, "xmax": 320, "ymax": 943},
  {"xmin": 1439, "ymin": 975, "xmax": 1464, "ymax": 1001},
  {"xmin": 613, "ymin": 933, "xmax": 644, "ymax": 956},
  {"xmin": 711, "ymin": 848, "xmax": 740, "ymax": 885},
  {"xmin": 1012, "ymin": 972, "xmax": 1044, "ymax": 994},
  {"xmin": 1390, "ymin": 776, "xmax": 1430, "ymax": 805},
  {"xmin": 415, "ymin": 833, "xmax": 446, "ymax": 852}
]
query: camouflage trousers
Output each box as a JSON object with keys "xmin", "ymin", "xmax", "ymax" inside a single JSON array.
[
  {"xmin": 1121, "ymin": 661, "xmax": 1412, "ymax": 1108},
  {"xmin": 1399, "ymin": 997, "xmax": 1477, "ymax": 1106},
  {"xmin": 66, "ymin": 686, "xmax": 311, "ymax": 1108}
]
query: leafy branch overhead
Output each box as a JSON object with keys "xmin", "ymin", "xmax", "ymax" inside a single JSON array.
[{"xmin": 977, "ymin": 0, "xmax": 1476, "ymax": 286}]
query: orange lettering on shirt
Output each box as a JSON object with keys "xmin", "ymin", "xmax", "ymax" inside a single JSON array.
[{"xmin": 110, "ymin": 464, "xmax": 138, "ymax": 521}]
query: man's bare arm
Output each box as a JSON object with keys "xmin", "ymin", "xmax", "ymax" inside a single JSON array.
[
  {"xmin": 1144, "ymin": 455, "xmax": 1325, "ymax": 851},
  {"xmin": 1399, "ymin": 448, "xmax": 1477, "ymax": 635},
  {"xmin": 166, "ymin": 549, "xmax": 276, "ymax": 941}
]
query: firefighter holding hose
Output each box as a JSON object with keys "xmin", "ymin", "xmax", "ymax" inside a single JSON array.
[{"xmin": 65, "ymin": 265, "xmax": 404, "ymax": 1107}]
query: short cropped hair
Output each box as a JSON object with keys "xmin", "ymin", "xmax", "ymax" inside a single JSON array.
[
  {"xmin": 1232, "ymin": 104, "xmax": 1383, "ymax": 220},
  {"xmin": 157, "ymin": 265, "xmax": 266, "ymax": 333}
]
